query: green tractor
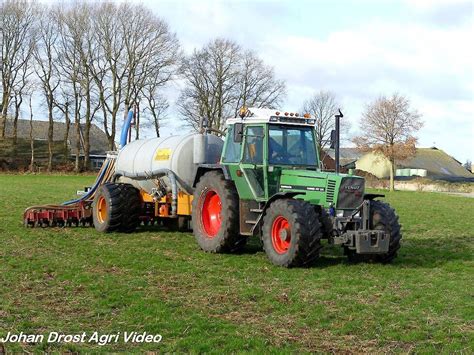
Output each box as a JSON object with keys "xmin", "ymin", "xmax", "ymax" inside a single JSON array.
[{"xmin": 192, "ymin": 107, "xmax": 401, "ymax": 267}]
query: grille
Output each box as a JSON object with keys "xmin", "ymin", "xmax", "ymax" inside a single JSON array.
[
  {"xmin": 338, "ymin": 177, "xmax": 364, "ymax": 209},
  {"xmin": 326, "ymin": 179, "xmax": 336, "ymax": 203}
]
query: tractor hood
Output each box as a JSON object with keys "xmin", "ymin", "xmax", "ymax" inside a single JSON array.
[{"xmin": 279, "ymin": 169, "xmax": 365, "ymax": 209}]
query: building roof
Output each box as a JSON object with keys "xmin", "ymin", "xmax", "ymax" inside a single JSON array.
[
  {"xmin": 325, "ymin": 147, "xmax": 364, "ymax": 167},
  {"xmin": 4, "ymin": 119, "xmax": 109, "ymax": 154},
  {"xmin": 398, "ymin": 147, "xmax": 473, "ymax": 179}
]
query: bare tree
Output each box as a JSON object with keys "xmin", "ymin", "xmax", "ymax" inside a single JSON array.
[
  {"xmin": 233, "ymin": 50, "xmax": 285, "ymax": 117},
  {"xmin": 55, "ymin": 2, "xmax": 91, "ymax": 171},
  {"xmin": 10, "ymin": 62, "xmax": 32, "ymax": 146},
  {"xmin": 28, "ymin": 93, "xmax": 34, "ymax": 172},
  {"xmin": 463, "ymin": 159, "xmax": 472, "ymax": 172},
  {"xmin": 33, "ymin": 6, "xmax": 60, "ymax": 172},
  {"xmin": 142, "ymin": 92, "xmax": 169, "ymax": 137},
  {"xmin": 0, "ymin": 0, "xmax": 35, "ymax": 138},
  {"xmin": 178, "ymin": 39, "xmax": 242, "ymax": 133},
  {"xmin": 178, "ymin": 39, "xmax": 285, "ymax": 133},
  {"xmin": 302, "ymin": 91, "xmax": 348, "ymax": 150},
  {"xmin": 87, "ymin": 2, "xmax": 179, "ymax": 150},
  {"xmin": 353, "ymin": 93, "xmax": 423, "ymax": 191},
  {"xmin": 53, "ymin": 89, "xmax": 72, "ymax": 160}
]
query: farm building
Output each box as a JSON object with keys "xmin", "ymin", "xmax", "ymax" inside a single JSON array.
[
  {"xmin": 355, "ymin": 147, "xmax": 474, "ymax": 181},
  {"xmin": 2, "ymin": 119, "xmax": 109, "ymax": 169},
  {"xmin": 322, "ymin": 148, "xmax": 363, "ymax": 171}
]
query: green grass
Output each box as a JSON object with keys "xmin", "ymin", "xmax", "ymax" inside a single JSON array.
[{"xmin": 0, "ymin": 174, "xmax": 473, "ymax": 353}]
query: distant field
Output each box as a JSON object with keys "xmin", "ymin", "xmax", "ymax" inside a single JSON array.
[{"xmin": 0, "ymin": 174, "xmax": 473, "ymax": 353}]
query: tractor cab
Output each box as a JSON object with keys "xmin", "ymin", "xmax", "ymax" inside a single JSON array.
[{"xmin": 222, "ymin": 108, "xmax": 324, "ymax": 202}]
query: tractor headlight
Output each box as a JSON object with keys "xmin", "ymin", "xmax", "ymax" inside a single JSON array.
[{"xmin": 336, "ymin": 210, "xmax": 344, "ymax": 217}]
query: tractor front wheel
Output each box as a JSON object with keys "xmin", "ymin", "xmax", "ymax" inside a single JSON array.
[
  {"xmin": 262, "ymin": 199, "xmax": 322, "ymax": 267},
  {"xmin": 346, "ymin": 200, "xmax": 402, "ymax": 263},
  {"xmin": 192, "ymin": 171, "xmax": 246, "ymax": 253}
]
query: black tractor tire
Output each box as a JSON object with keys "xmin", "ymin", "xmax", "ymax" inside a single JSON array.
[
  {"xmin": 319, "ymin": 208, "xmax": 334, "ymax": 239},
  {"xmin": 262, "ymin": 199, "xmax": 323, "ymax": 267},
  {"xmin": 192, "ymin": 171, "xmax": 246, "ymax": 253},
  {"xmin": 119, "ymin": 184, "xmax": 141, "ymax": 233},
  {"xmin": 92, "ymin": 183, "xmax": 125, "ymax": 233},
  {"xmin": 346, "ymin": 200, "xmax": 402, "ymax": 263}
]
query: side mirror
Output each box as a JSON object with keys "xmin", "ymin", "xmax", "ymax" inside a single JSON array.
[
  {"xmin": 330, "ymin": 129, "xmax": 336, "ymax": 149},
  {"xmin": 233, "ymin": 123, "xmax": 243, "ymax": 143}
]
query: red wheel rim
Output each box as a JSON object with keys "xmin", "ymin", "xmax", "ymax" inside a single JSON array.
[
  {"xmin": 271, "ymin": 216, "xmax": 291, "ymax": 254},
  {"xmin": 201, "ymin": 190, "xmax": 222, "ymax": 237}
]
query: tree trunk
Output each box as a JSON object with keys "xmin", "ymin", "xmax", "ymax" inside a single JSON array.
[
  {"xmin": 389, "ymin": 157, "xmax": 395, "ymax": 192},
  {"xmin": 29, "ymin": 97, "xmax": 34, "ymax": 172},
  {"xmin": 63, "ymin": 103, "xmax": 70, "ymax": 162},
  {"xmin": 0, "ymin": 91, "xmax": 9, "ymax": 138},
  {"xmin": 13, "ymin": 103, "xmax": 19, "ymax": 146},
  {"xmin": 135, "ymin": 108, "xmax": 140, "ymax": 140},
  {"xmin": 84, "ymin": 75, "xmax": 92, "ymax": 170},
  {"xmin": 74, "ymin": 103, "xmax": 82, "ymax": 173},
  {"xmin": 152, "ymin": 112, "xmax": 160, "ymax": 138},
  {"xmin": 47, "ymin": 100, "xmax": 54, "ymax": 172}
]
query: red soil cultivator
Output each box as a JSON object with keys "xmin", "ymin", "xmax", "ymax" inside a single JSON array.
[{"xmin": 23, "ymin": 157, "xmax": 116, "ymax": 227}]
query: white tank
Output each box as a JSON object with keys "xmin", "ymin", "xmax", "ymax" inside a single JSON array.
[{"xmin": 115, "ymin": 133, "xmax": 224, "ymax": 193}]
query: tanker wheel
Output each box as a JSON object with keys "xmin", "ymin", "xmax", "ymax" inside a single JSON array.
[
  {"xmin": 346, "ymin": 200, "xmax": 402, "ymax": 263},
  {"xmin": 192, "ymin": 171, "xmax": 246, "ymax": 253},
  {"xmin": 120, "ymin": 184, "xmax": 142, "ymax": 233},
  {"xmin": 262, "ymin": 199, "xmax": 322, "ymax": 267},
  {"xmin": 92, "ymin": 183, "xmax": 124, "ymax": 232}
]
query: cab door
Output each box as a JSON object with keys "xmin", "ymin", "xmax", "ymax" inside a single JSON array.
[{"xmin": 239, "ymin": 125, "xmax": 267, "ymax": 201}]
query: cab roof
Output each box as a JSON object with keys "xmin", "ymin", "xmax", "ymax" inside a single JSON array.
[{"xmin": 226, "ymin": 107, "xmax": 315, "ymax": 126}]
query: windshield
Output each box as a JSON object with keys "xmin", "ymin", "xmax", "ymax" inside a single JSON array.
[{"xmin": 268, "ymin": 125, "xmax": 318, "ymax": 166}]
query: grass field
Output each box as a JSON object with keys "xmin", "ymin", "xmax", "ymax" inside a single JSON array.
[{"xmin": 0, "ymin": 174, "xmax": 473, "ymax": 353}]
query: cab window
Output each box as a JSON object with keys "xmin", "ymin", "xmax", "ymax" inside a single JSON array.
[
  {"xmin": 222, "ymin": 125, "xmax": 241, "ymax": 163},
  {"xmin": 243, "ymin": 126, "xmax": 264, "ymax": 164}
]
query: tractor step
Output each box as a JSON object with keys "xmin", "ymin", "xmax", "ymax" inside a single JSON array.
[
  {"xmin": 250, "ymin": 208, "xmax": 263, "ymax": 213},
  {"xmin": 245, "ymin": 220, "xmax": 258, "ymax": 225}
]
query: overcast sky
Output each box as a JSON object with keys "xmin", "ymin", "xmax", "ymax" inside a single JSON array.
[
  {"xmin": 38, "ymin": 0, "xmax": 473, "ymax": 162},
  {"xmin": 125, "ymin": 0, "xmax": 472, "ymax": 163}
]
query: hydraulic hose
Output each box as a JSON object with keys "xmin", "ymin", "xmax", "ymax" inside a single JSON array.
[
  {"xmin": 120, "ymin": 110, "xmax": 134, "ymax": 148},
  {"xmin": 114, "ymin": 168, "xmax": 180, "ymax": 217},
  {"xmin": 62, "ymin": 159, "xmax": 110, "ymax": 205}
]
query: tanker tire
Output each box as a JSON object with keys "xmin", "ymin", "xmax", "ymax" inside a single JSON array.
[
  {"xmin": 346, "ymin": 200, "xmax": 402, "ymax": 263},
  {"xmin": 192, "ymin": 171, "xmax": 246, "ymax": 253},
  {"xmin": 262, "ymin": 199, "xmax": 323, "ymax": 267},
  {"xmin": 120, "ymin": 184, "xmax": 141, "ymax": 233},
  {"xmin": 92, "ymin": 183, "xmax": 124, "ymax": 233}
]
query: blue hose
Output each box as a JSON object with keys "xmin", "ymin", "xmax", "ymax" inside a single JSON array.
[
  {"xmin": 61, "ymin": 110, "xmax": 132, "ymax": 206},
  {"xmin": 62, "ymin": 159, "xmax": 110, "ymax": 205},
  {"xmin": 120, "ymin": 110, "xmax": 134, "ymax": 148}
]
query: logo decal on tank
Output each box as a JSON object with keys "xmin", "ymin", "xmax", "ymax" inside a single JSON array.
[{"xmin": 154, "ymin": 148, "xmax": 172, "ymax": 161}]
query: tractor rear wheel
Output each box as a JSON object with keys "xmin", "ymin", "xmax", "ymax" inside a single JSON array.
[
  {"xmin": 346, "ymin": 200, "xmax": 402, "ymax": 263},
  {"xmin": 92, "ymin": 183, "xmax": 124, "ymax": 233},
  {"xmin": 262, "ymin": 199, "xmax": 322, "ymax": 267},
  {"xmin": 192, "ymin": 171, "xmax": 246, "ymax": 253}
]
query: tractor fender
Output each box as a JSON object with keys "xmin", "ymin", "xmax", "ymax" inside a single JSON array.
[
  {"xmin": 193, "ymin": 164, "xmax": 230, "ymax": 187},
  {"xmin": 251, "ymin": 192, "xmax": 302, "ymax": 234}
]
